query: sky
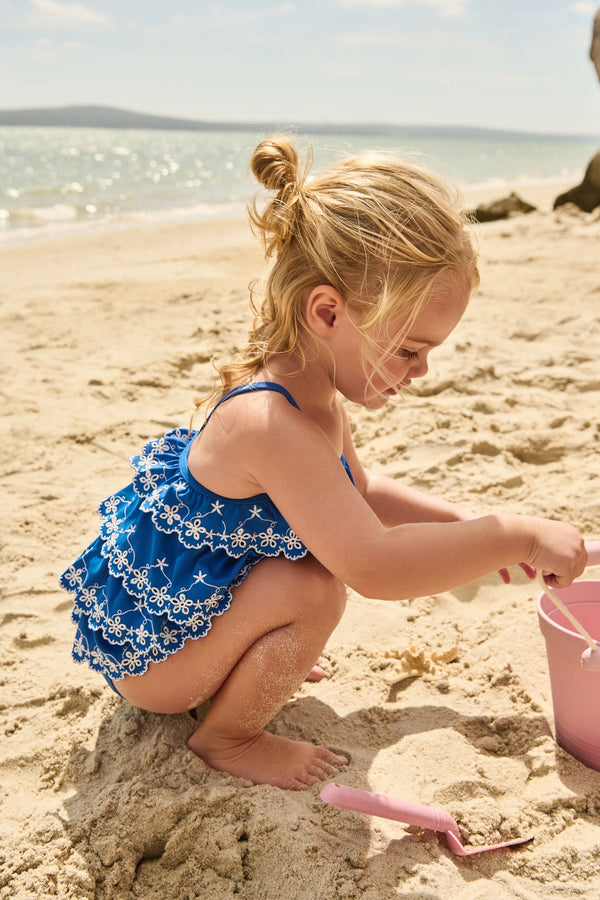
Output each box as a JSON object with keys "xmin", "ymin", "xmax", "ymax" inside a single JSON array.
[{"xmin": 1, "ymin": 0, "xmax": 600, "ymax": 135}]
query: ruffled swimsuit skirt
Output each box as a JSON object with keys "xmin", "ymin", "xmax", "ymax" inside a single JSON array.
[{"xmin": 60, "ymin": 382, "xmax": 353, "ymax": 685}]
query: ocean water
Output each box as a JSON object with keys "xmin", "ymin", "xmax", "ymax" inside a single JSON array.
[{"xmin": 2, "ymin": 125, "xmax": 599, "ymax": 243}]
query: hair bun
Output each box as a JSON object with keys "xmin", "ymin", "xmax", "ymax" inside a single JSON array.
[{"xmin": 250, "ymin": 137, "xmax": 300, "ymax": 195}]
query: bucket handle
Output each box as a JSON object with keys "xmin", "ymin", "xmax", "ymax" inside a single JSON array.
[
  {"xmin": 538, "ymin": 557, "xmax": 600, "ymax": 670},
  {"xmin": 537, "ymin": 540, "xmax": 600, "ymax": 654},
  {"xmin": 538, "ymin": 574, "xmax": 599, "ymax": 654}
]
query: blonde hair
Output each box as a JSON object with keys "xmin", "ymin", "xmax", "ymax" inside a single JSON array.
[{"xmin": 209, "ymin": 135, "xmax": 479, "ymax": 402}]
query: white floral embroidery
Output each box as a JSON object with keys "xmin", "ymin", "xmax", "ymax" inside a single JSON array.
[
  {"xmin": 184, "ymin": 517, "xmax": 205, "ymax": 540},
  {"xmin": 139, "ymin": 470, "xmax": 159, "ymax": 492},
  {"xmin": 91, "ymin": 597, "xmax": 104, "ymax": 621},
  {"xmin": 152, "ymin": 437, "xmax": 168, "ymax": 453},
  {"xmin": 230, "ymin": 527, "xmax": 250, "ymax": 549},
  {"xmin": 159, "ymin": 624, "xmax": 180, "ymax": 645},
  {"xmin": 259, "ymin": 527, "xmax": 278, "ymax": 549},
  {"xmin": 130, "ymin": 568, "xmax": 150, "ymax": 590},
  {"xmin": 107, "ymin": 615, "xmax": 127, "ymax": 638},
  {"xmin": 134, "ymin": 623, "xmax": 151, "ymax": 645},
  {"xmin": 104, "ymin": 516, "xmax": 121, "ymax": 535},
  {"xmin": 187, "ymin": 612, "xmax": 209, "ymax": 634},
  {"xmin": 79, "ymin": 586, "xmax": 98, "ymax": 607},
  {"xmin": 172, "ymin": 592, "xmax": 193, "ymax": 616},
  {"xmin": 91, "ymin": 647, "xmax": 105, "ymax": 667},
  {"xmin": 150, "ymin": 585, "xmax": 170, "ymax": 608},
  {"xmin": 104, "ymin": 531, "xmax": 118, "ymax": 551},
  {"xmin": 112, "ymin": 548, "xmax": 130, "ymax": 570},
  {"xmin": 160, "ymin": 503, "xmax": 182, "ymax": 526},
  {"xmin": 63, "ymin": 565, "xmax": 84, "ymax": 587},
  {"xmin": 122, "ymin": 649, "xmax": 142, "ymax": 672},
  {"xmin": 283, "ymin": 532, "xmax": 304, "ymax": 551}
]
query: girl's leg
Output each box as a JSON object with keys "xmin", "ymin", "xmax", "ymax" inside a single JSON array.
[{"xmin": 116, "ymin": 555, "xmax": 348, "ymax": 790}]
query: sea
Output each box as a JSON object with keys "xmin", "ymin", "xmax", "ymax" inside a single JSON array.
[{"xmin": 2, "ymin": 124, "xmax": 599, "ymax": 244}]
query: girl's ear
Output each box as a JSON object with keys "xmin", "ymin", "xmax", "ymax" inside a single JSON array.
[{"xmin": 305, "ymin": 285, "xmax": 346, "ymax": 337}]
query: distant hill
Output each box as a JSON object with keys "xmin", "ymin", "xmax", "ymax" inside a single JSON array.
[
  {"xmin": 0, "ymin": 104, "xmax": 249, "ymax": 132},
  {"xmin": 0, "ymin": 104, "xmax": 597, "ymax": 141}
]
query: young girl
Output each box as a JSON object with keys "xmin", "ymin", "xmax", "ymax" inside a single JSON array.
[{"xmin": 61, "ymin": 137, "xmax": 586, "ymax": 791}]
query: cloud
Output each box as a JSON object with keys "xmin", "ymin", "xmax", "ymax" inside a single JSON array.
[
  {"xmin": 208, "ymin": 8, "xmax": 264, "ymax": 28},
  {"xmin": 23, "ymin": 0, "xmax": 111, "ymax": 31},
  {"xmin": 322, "ymin": 59, "xmax": 368, "ymax": 79},
  {"xmin": 207, "ymin": 3, "xmax": 294, "ymax": 29},
  {"xmin": 336, "ymin": 0, "xmax": 468, "ymax": 16},
  {"xmin": 331, "ymin": 26, "xmax": 491, "ymax": 57},
  {"xmin": 570, "ymin": 2, "xmax": 596, "ymax": 14},
  {"xmin": 332, "ymin": 29, "xmax": 409, "ymax": 47}
]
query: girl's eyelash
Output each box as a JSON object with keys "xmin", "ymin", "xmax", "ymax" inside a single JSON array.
[{"xmin": 397, "ymin": 348, "xmax": 419, "ymax": 360}]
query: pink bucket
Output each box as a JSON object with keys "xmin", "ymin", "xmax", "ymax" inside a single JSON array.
[{"xmin": 537, "ymin": 581, "xmax": 600, "ymax": 770}]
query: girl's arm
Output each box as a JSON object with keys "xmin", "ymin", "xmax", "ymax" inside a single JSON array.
[
  {"xmin": 341, "ymin": 413, "xmax": 534, "ymax": 582},
  {"xmin": 361, "ymin": 473, "xmax": 473, "ymax": 525},
  {"xmin": 340, "ymin": 414, "xmax": 473, "ymax": 526},
  {"xmin": 244, "ymin": 397, "xmax": 586, "ymax": 601}
]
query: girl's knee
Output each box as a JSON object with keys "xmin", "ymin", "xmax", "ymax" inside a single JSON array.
[
  {"xmin": 301, "ymin": 557, "xmax": 347, "ymax": 625},
  {"xmin": 245, "ymin": 554, "xmax": 346, "ymax": 628}
]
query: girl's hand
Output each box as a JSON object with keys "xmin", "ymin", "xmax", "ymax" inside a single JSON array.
[
  {"xmin": 498, "ymin": 562, "xmax": 537, "ymax": 584},
  {"xmin": 519, "ymin": 517, "xmax": 587, "ymax": 588}
]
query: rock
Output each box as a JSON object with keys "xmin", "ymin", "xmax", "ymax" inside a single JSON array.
[
  {"xmin": 469, "ymin": 192, "xmax": 536, "ymax": 223},
  {"xmin": 553, "ymin": 149, "xmax": 600, "ymax": 213},
  {"xmin": 591, "ymin": 8, "xmax": 600, "ymax": 84},
  {"xmin": 553, "ymin": 10, "xmax": 600, "ymax": 214}
]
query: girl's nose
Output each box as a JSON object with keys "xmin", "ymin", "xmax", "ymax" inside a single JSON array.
[{"xmin": 410, "ymin": 356, "xmax": 429, "ymax": 378}]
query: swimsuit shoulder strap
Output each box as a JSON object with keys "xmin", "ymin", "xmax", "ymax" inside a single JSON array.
[
  {"xmin": 218, "ymin": 381, "xmax": 300, "ymax": 410},
  {"xmin": 199, "ymin": 381, "xmax": 355, "ymax": 484},
  {"xmin": 203, "ymin": 381, "xmax": 300, "ymax": 429}
]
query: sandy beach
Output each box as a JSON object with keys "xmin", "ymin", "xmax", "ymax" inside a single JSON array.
[{"xmin": 2, "ymin": 178, "xmax": 600, "ymax": 899}]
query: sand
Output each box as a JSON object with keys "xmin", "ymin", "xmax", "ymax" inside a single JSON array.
[{"xmin": 1, "ymin": 178, "xmax": 600, "ymax": 899}]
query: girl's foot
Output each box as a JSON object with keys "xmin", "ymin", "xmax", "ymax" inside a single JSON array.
[
  {"xmin": 187, "ymin": 728, "xmax": 347, "ymax": 791},
  {"xmin": 306, "ymin": 656, "xmax": 331, "ymax": 682}
]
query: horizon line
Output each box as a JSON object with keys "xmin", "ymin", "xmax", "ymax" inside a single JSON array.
[{"xmin": 0, "ymin": 103, "xmax": 599, "ymax": 142}]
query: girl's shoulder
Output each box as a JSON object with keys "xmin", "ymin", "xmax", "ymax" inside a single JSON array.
[
  {"xmin": 202, "ymin": 382, "xmax": 306, "ymax": 439},
  {"xmin": 188, "ymin": 383, "xmax": 309, "ymax": 499}
]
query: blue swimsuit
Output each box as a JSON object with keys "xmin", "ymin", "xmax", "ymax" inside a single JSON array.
[{"xmin": 60, "ymin": 382, "xmax": 353, "ymax": 685}]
